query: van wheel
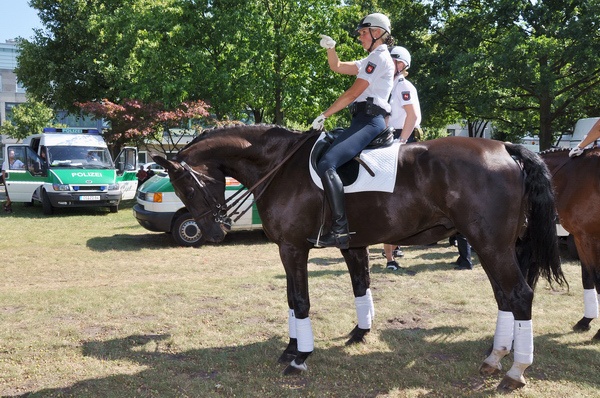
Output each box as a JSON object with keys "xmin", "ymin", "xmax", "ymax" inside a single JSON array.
[
  {"xmin": 42, "ymin": 191, "xmax": 53, "ymax": 215},
  {"xmin": 566, "ymin": 234, "xmax": 579, "ymax": 260},
  {"xmin": 172, "ymin": 213, "xmax": 205, "ymax": 247},
  {"xmin": 109, "ymin": 205, "xmax": 118, "ymax": 213}
]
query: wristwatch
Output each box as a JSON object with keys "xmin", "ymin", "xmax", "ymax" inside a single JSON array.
[{"xmin": 398, "ymin": 138, "xmax": 407, "ymax": 144}]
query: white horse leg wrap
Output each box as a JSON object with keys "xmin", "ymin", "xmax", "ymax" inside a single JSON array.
[
  {"xmin": 355, "ymin": 288, "xmax": 374, "ymax": 329},
  {"xmin": 583, "ymin": 289, "xmax": 599, "ymax": 319},
  {"xmin": 484, "ymin": 310, "xmax": 514, "ymax": 369},
  {"xmin": 295, "ymin": 317, "xmax": 314, "ymax": 353},
  {"xmin": 494, "ymin": 310, "xmax": 514, "ymax": 352},
  {"xmin": 513, "ymin": 320, "xmax": 533, "ymax": 366},
  {"xmin": 288, "ymin": 309, "xmax": 297, "ymax": 339}
]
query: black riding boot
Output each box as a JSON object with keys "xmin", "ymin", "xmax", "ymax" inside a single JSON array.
[{"xmin": 308, "ymin": 168, "xmax": 350, "ymax": 249}]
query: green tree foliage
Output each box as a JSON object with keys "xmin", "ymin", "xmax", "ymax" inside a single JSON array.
[
  {"xmin": 17, "ymin": 0, "xmax": 368, "ymax": 130},
  {"xmin": 426, "ymin": 0, "xmax": 600, "ymax": 149},
  {"xmin": 18, "ymin": 0, "xmax": 600, "ymax": 148},
  {"xmin": 0, "ymin": 100, "xmax": 55, "ymax": 141}
]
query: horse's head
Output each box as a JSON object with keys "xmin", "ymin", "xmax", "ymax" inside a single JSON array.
[{"xmin": 153, "ymin": 155, "xmax": 230, "ymax": 243}]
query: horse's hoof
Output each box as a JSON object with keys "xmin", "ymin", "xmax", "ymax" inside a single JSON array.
[
  {"xmin": 346, "ymin": 325, "xmax": 369, "ymax": 345},
  {"xmin": 479, "ymin": 362, "xmax": 501, "ymax": 376},
  {"xmin": 278, "ymin": 351, "xmax": 296, "ymax": 364},
  {"xmin": 573, "ymin": 319, "xmax": 591, "ymax": 332},
  {"xmin": 592, "ymin": 329, "xmax": 600, "ymax": 341},
  {"xmin": 497, "ymin": 375, "xmax": 526, "ymax": 392},
  {"xmin": 283, "ymin": 360, "xmax": 307, "ymax": 375}
]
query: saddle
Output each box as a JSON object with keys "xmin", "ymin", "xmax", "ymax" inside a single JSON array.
[{"xmin": 310, "ymin": 127, "xmax": 395, "ymax": 186}]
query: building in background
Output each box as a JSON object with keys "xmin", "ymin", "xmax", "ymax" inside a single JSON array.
[{"xmin": 0, "ymin": 40, "xmax": 26, "ymax": 127}]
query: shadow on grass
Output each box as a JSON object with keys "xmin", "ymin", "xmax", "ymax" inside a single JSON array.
[
  {"xmin": 86, "ymin": 229, "xmax": 271, "ymax": 252},
  {"xmin": 0, "ymin": 199, "xmax": 137, "ymax": 219},
  {"xmin": 12, "ymin": 326, "xmax": 600, "ymax": 397}
]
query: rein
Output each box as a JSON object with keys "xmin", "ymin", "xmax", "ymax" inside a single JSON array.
[
  {"xmin": 224, "ymin": 132, "xmax": 317, "ymax": 222},
  {"xmin": 178, "ymin": 131, "xmax": 317, "ymax": 225},
  {"xmin": 542, "ymin": 149, "xmax": 572, "ymax": 178}
]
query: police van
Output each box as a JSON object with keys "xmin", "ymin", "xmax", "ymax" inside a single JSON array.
[
  {"xmin": 133, "ymin": 173, "xmax": 262, "ymax": 247},
  {"xmin": 2, "ymin": 127, "xmax": 138, "ymax": 214}
]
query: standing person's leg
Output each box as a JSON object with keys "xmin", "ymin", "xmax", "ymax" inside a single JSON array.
[
  {"xmin": 455, "ymin": 233, "xmax": 473, "ymax": 270},
  {"xmin": 383, "ymin": 243, "xmax": 400, "ymax": 270}
]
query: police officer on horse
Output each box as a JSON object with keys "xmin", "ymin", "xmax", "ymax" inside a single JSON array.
[{"xmin": 309, "ymin": 13, "xmax": 396, "ymax": 249}]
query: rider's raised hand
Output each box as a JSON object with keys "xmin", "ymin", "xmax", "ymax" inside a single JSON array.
[
  {"xmin": 312, "ymin": 113, "xmax": 327, "ymax": 131},
  {"xmin": 319, "ymin": 34, "xmax": 336, "ymax": 49},
  {"xmin": 569, "ymin": 146, "xmax": 584, "ymax": 158}
]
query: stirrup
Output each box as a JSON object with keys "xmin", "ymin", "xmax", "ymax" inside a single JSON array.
[{"xmin": 308, "ymin": 228, "xmax": 353, "ymax": 249}]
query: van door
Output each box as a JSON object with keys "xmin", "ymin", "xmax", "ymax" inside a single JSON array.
[
  {"xmin": 3, "ymin": 144, "xmax": 48, "ymax": 202},
  {"xmin": 115, "ymin": 147, "xmax": 138, "ymax": 200}
]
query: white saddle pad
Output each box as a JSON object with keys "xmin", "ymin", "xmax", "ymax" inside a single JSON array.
[{"xmin": 309, "ymin": 132, "xmax": 400, "ymax": 193}]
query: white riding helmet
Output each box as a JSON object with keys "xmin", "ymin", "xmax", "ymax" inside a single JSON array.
[
  {"xmin": 390, "ymin": 46, "xmax": 411, "ymax": 69},
  {"xmin": 355, "ymin": 13, "xmax": 392, "ymax": 35}
]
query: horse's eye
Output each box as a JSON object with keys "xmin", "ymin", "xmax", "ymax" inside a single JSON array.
[{"xmin": 185, "ymin": 187, "xmax": 195, "ymax": 200}]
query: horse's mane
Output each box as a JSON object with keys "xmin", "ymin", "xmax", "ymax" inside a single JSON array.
[
  {"xmin": 539, "ymin": 147, "xmax": 570, "ymax": 155},
  {"xmin": 180, "ymin": 124, "xmax": 305, "ymax": 152}
]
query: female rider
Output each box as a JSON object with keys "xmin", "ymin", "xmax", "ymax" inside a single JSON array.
[{"xmin": 309, "ymin": 13, "xmax": 395, "ymax": 249}]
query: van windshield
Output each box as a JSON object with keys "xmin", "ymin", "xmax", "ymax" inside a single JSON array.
[{"xmin": 47, "ymin": 146, "xmax": 114, "ymax": 169}]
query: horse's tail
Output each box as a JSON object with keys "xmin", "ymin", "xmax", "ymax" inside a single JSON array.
[{"xmin": 504, "ymin": 143, "xmax": 568, "ymax": 290}]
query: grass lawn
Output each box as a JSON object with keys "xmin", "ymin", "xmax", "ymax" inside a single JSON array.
[{"xmin": 0, "ymin": 199, "xmax": 599, "ymax": 397}]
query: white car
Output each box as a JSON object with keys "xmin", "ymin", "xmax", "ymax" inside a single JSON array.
[
  {"xmin": 133, "ymin": 173, "xmax": 262, "ymax": 247},
  {"xmin": 140, "ymin": 162, "xmax": 165, "ymax": 172}
]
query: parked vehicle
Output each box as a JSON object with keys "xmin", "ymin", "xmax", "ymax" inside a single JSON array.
[
  {"xmin": 133, "ymin": 173, "xmax": 261, "ymax": 247},
  {"xmin": 140, "ymin": 162, "xmax": 165, "ymax": 172},
  {"xmin": 2, "ymin": 127, "xmax": 137, "ymax": 214}
]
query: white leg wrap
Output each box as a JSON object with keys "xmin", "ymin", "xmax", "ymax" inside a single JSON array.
[
  {"xmin": 513, "ymin": 320, "xmax": 533, "ymax": 366},
  {"xmin": 288, "ymin": 309, "xmax": 297, "ymax": 339},
  {"xmin": 355, "ymin": 288, "xmax": 374, "ymax": 329},
  {"xmin": 583, "ymin": 289, "xmax": 599, "ymax": 319},
  {"xmin": 295, "ymin": 317, "xmax": 314, "ymax": 353},
  {"xmin": 494, "ymin": 310, "xmax": 514, "ymax": 352},
  {"xmin": 484, "ymin": 310, "xmax": 514, "ymax": 369}
]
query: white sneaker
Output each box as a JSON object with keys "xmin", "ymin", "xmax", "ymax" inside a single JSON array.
[{"xmin": 569, "ymin": 147, "xmax": 584, "ymax": 158}]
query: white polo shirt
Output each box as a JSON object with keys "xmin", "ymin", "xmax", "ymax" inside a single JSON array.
[
  {"xmin": 388, "ymin": 76, "xmax": 421, "ymax": 129},
  {"xmin": 353, "ymin": 44, "xmax": 394, "ymax": 113}
]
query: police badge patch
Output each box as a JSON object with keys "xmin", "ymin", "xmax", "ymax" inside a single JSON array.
[
  {"xmin": 365, "ymin": 62, "xmax": 377, "ymax": 74},
  {"xmin": 402, "ymin": 91, "xmax": 411, "ymax": 101}
]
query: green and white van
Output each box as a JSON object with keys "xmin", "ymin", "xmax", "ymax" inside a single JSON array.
[
  {"xmin": 133, "ymin": 173, "xmax": 262, "ymax": 247},
  {"xmin": 2, "ymin": 127, "xmax": 137, "ymax": 214}
]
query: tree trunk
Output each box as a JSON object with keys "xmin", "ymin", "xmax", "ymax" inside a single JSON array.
[{"xmin": 539, "ymin": 97, "xmax": 554, "ymax": 151}]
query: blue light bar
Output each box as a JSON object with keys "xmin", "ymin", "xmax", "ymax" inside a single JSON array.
[{"xmin": 42, "ymin": 127, "xmax": 100, "ymax": 134}]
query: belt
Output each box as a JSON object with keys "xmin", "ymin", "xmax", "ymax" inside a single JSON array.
[{"xmin": 349, "ymin": 101, "xmax": 389, "ymax": 117}]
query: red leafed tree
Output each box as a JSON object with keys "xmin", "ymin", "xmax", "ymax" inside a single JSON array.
[{"xmin": 76, "ymin": 99, "xmax": 211, "ymax": 156}]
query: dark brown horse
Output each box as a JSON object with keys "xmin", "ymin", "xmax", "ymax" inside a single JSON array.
[
  {"xmin": 154, "ymin": 125, "xmax": 566, "ymax": 391},
  {"xmin": 541, "ymin": 147, "xmax": 600, "ymax": 340}
]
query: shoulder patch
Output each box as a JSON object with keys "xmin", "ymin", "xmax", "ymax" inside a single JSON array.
[
  {"xmin": 402, "ymin": 91, "xmax": 411, "ymax": 101},
  {"xmin": 365, "ymin": 62, "xmax": 377, "ymax": 74}
]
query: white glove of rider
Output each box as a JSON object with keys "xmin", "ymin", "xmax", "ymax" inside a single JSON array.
[
  {"xmin": 319, "ymin": 34, "xmax": 336, "ymax": 49},
  {"xmin": 569, "ymin": 146, "xmax": 584, "ymax": 158},
  {"xmin": 312, "ymin": 113, "xmax": 326, "ymax": 131}
]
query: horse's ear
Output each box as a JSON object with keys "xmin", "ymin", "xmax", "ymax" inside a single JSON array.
[{"xmin": 152, "ymin": 155, "xmax": 181, "ymax": 173}]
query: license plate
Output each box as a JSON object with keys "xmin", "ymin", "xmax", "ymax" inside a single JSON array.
[{"xmin": 80, "ymin": 195, "xmax": 100, "ymax": 201}]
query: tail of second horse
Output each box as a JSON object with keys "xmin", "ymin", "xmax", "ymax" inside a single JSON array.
[{"xmin": 504, "ymin": 143, "xmax": 567, "ymax": 290}]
